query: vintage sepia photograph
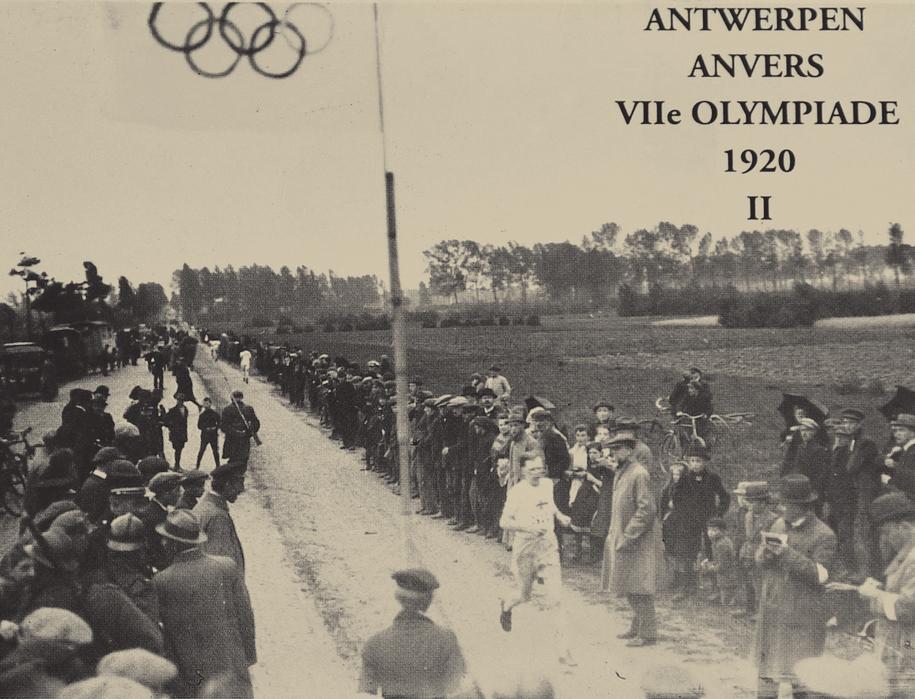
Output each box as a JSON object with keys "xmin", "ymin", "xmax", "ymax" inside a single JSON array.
[{"xmin": 1, "ymin": 1, "xmax": 914, "ymax": 697}]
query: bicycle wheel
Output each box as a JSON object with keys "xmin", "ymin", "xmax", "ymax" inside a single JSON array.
[
  {"xmin": 0, "ymin": 465, "xmax": 25, "ymax": 517},
  {"xmin": 659, "ymin": 431, "xmax": 681, "ymax": 464}
]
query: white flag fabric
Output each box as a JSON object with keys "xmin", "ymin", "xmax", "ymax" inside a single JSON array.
[{"xmin": 102, "ymin": 2, "xmax": 377, "ymax": 133}]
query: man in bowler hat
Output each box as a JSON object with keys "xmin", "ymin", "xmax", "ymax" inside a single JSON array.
[{"xmin": 754, "ymin": 474, "xmax": 836, "ymax": 698}]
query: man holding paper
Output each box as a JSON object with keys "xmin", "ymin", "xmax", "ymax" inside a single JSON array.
[
  {"xmin": 829, "ymin": 492, "xmax": 915, "ymax": 696},
  {"xmin": 754, "ymin": 474, "xmax": 836, "ymax": 698}
]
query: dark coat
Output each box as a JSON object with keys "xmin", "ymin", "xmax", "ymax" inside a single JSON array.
[
  {"xmin": 539, "ymin": 428, "xmax": 571, "ymax": 512},
  {"xmin": 660, "ymin": 477, "xmax": 697, "ymax": 560},
  {"xmin": 358, "ymin": 611, "xmax": 465, "ymax": 698},
  {"xmin": 590, "ymin": 465, "xmax": 616, "ymax": 541},
  {"xmin": 88, "ymin": 411, "xmax": 115, "ymax": 448},
  {"xmin": 138, "ymin": 499, "xmax": 171, "ymax": 572},
  {"xmin": 172, "ymin": 364, "xmax": 196, "ymax": 402},
  {"xmin": 194, "ymin": 491, "xmax": 245, "ymax": 577},
  {"xmin": 154, "ymin": 548, "xmax": 256, "ymax": 696},
  {"xmin": 887, "ymin": 444, "xmax": 915, "ymax": 502},
  {"xmin": 220, "ymin": 401, "xmax": 260, "ymax": 462},
  {"xmin": 197, "ymin": 407, "xmax": 220, "ymax": 433},
  {"xmin": 846, "ymin": 435, "xmax": 882, "ymax": 506},
  {"xmin": 164, "ymin": 405, "xmax": 189, "ymax": 446},
  {"xmin": 664, "ymin": 470, "xmax": 730, "ymax": 559},
  {"xmin": 90, "ymin": 554, "xmax": 160, "ymax": 626},
  {"xmin": 781, "ymin": 439, "xmax": 830, "ymax": 493},
  {"xmin": 754, "ymin": 514, "xmax": 837, "ymax": 678}
]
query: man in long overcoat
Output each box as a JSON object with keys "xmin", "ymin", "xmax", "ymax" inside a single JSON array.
[
  {"xmin": 220, "ymin": 390, "xmax": 260, "ymax": 470},
  {"xmin": 754, "ymin": 474, "xmax": 836, "ymax": 698},
  {"xmin": 193, "ymin": 462, "xmax": 246, "ymax": 578},
  {"xmin": 154, "ymin": 510, "xmax": 256, "ymax": 698},
  {"xmin": 601, "ymin": 434, "xmax": 663, "ymax": 647}
]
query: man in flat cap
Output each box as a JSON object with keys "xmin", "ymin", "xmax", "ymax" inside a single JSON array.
[
  {"xmin": 835, "ymin": 407, "xmax": 883, "ymax": 578},
  {"xmin": 780, "ymin": 418, "xmax": 829, "ymax": 500},
  {"xmin": 194, "ymin": 461, "xmax": 246, "ymax": 578},
  {"xmin": 358, "ymin": 568, "xmax": 467, "ymax": 698},
  {"xmin": 139, "ymin": 472, "xmax": 182, "ymax": 571},
  {"xmin": 176, "ymin": 470, "xmax": 207, "ymax": 510},
  {"xmin": 220, "ymin": 391, "xmax": 260, "ymax": 471},
  {"xmin": 821, "ymin": 408, "xmax": 879, "ymax": 576}
]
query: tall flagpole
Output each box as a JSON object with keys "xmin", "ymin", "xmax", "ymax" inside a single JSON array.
[{"xmin": 374, "ymin": 4, "xmax": 418, "ymax": 564}]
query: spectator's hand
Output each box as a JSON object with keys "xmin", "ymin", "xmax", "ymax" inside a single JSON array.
[
  {"xmin": 442, "ymin": 447, "xmax": 449, "ymax": 456},
  {"xmin": 556, "ymin": 513, "xmax": 572, "ymax": 528},
  {"xmin": 0, "ymin": 621, "xmax": 18, "ymax": 642},
  {"xmin": 765, "ymin": 540, "xmax": 787, "ymax": 558}
]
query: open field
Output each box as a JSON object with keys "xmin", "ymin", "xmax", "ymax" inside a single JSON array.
[{"xmin": 224, "ymin": 313, "xmax": 912, "ymax": 494}]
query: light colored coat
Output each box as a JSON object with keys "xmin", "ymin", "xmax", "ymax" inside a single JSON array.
[
  {"xmin": 754, "ymin": 514, "xmax": 836, "ymax": 679},
  {"xmin": 601, "ymin": 457, "xmax": 663, "ymax": 596},
  {"xmin": 154, "ymin": 548, "xmax": 256, "ymax": 697},
  {"xmin": 194, "ymin": 490, "xmax": 245, "ymax": 577},
  {"xmin": 875, "ymin": 539, "xmax": 915, "ymax": 685}
]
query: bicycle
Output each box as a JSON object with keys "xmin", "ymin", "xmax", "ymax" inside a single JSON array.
[
  {"xmin": 652, "ymin": 398, "xmax": 755, "ymax": 473},
  {"xmin": 0, "ymin": 427, "xmax": 35, "ymax": 517}
]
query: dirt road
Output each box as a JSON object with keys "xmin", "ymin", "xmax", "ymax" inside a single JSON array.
[
  {"xmin": 195, "ymin": 353, "xmax": 758, "ymax": 698},
  {"xmin": 7, "ymin": 355, "xmax": 759, "ymax": 697},
  {"xmin": 8, "ymin": 363, "xmax": 352, "ymax": 698}
]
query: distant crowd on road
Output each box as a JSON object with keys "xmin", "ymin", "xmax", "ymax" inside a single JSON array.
[
  {"xmin": 215, "ymin": 328, "xmax": 915, "ymax": 699},
  {"xmin": 0, "ymin": 326, "xmax": 264, "ymax": 697}
]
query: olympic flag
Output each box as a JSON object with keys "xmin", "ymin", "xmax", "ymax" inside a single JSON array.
[{"xmin": 102, "ymin": 2, "xmax": 378, "ymax": 133}]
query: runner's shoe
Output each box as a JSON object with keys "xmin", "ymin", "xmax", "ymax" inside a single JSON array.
[{"xmin": 499, "ymin": 602, "xmax": 512, "ymax": 632}]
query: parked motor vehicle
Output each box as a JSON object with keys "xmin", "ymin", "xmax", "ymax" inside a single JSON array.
[{"xmin": 0, "ymin": 342, "xmax": 58, "ymax": 401}]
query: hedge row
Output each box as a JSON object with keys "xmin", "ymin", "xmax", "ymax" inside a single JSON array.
[{"xmin": 617, "ymin": 283, "xmax": 732, "ymax": 317}]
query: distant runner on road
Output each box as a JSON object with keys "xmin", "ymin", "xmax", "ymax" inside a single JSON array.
[{"xmin": 239, "ymin": 349, "xmax": 253, "ymax": 384}]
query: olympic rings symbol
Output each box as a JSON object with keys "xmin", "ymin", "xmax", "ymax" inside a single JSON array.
[{"xmin": 148, "ymin": 2, "xmax": 333, "ymax": 79}]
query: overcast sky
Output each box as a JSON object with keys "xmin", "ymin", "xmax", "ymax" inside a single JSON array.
[{"xmin": 1, "ymin": 1, "xmax": 913, "ymax": 298}]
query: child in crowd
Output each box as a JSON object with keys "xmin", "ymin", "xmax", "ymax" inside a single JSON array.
[
  {"xmin": 700, "ymin": 518, "xmax": 738, "ymax": 606},
  {"xmin": 733, "ymin": 481, "xmax": 775, "ymax": 619},
  {"xmin": 567, "ymin": 430, "xmax": 602, "ymax": 564}
]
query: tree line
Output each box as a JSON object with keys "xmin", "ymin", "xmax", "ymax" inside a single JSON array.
[
  {"xmin": 2, "ymin": 255, "xmax": 169, "ymax": 340},
  {"xmin": 173, "ymin": 264, "xmax": 383, "ymax": 324},
  {"xmin": 422, "ymin": 222, "xmax": 912, "ymax": 306}
]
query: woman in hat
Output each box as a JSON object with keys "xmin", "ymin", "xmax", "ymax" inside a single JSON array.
[{"xmin": 754, "ymin": 474, "xmax": 837, "ymax": 698}]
